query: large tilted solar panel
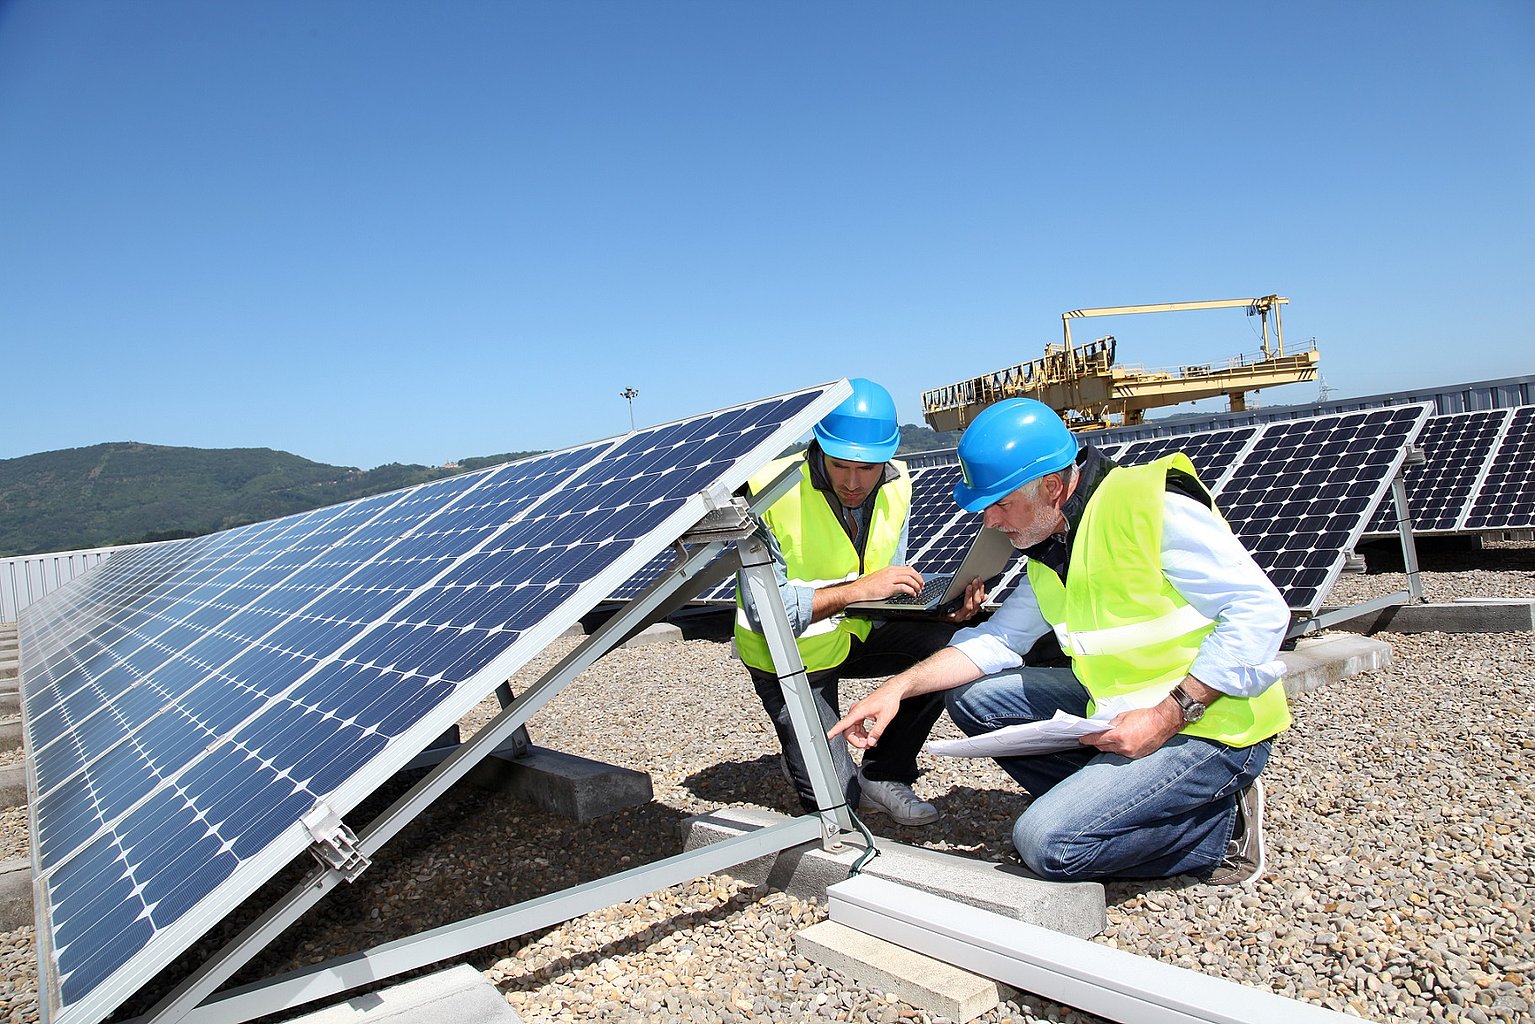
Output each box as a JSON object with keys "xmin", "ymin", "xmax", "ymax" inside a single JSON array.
[
  {"xmin": 1463, "ymin": 405, "xmax": 1535, "ymax": 531},
  {"xmin": 18, "ymin": 382, "xmax": 847, "ymax": 1024},
  {"xmin": 1364, "ymin": 409, "xmax": 1514, "ymax": 535}
]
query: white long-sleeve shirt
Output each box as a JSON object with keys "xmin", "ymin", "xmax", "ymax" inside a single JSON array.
[{"xmin": 950, "ymin": 491, "xmax": 1290, "ymax": 698}]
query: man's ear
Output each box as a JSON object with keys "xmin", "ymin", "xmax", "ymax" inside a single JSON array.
[{"xmin": 1045, "ymin": 471, "xmax": 1067, "ymax": 506}]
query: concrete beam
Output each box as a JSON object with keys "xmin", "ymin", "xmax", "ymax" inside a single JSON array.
[
  {"xmin": 0, "ymin": 720, "xmax": 21, "ymax": 753},
  {"xmin": 1322, "ymin": 599, "xmax": 1535, "ymax": 635},
  {"xmin": 1, "ymin": 857, "xmax": 32, "ymax": 932},
  {"xmin": 562, "ymin": 619, "xmax": 685, "ymax": 648},
  {"xmin": 616, "ymin": 622, "xmax": 684, "ymax": 648},
  {"xmin": 797, "ymin": 920, "xmax": 1008, "ymax": 1023},
  {"xmin": 682, "ymin": 806, "xmax": 1106, "ymax": 939},
  {"xmin": 1278, "ymin": 634, "xmax": 1394, "ymax": 696},
  {"xmin": 465, "ymin": 745, "xmax": 653, "ymax": 821},
  {"xmin": 282, "ymin": 964, "xmax": 522, "ymax": 1024},
  {"xmin": 0, "ymin": 764, "xmax": 25, "ymax": 808}
]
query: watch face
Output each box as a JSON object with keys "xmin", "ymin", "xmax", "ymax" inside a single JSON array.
[{"xmin": 1174, "ymin": 688, "xmax": 1205, "ymax": 723}]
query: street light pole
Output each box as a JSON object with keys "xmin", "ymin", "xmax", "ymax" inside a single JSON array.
[{"xmin": 619, "ymin": 387, "xmax": 639, "ymax": 431}]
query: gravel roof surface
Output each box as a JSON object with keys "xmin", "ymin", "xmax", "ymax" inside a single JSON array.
[{"xmin": 2, "ymin": 539, "xmax": 1531, "ymax": 1024}]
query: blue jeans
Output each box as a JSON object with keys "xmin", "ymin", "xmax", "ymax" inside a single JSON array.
[{"xmin": 944, "ymin": 667, "xmax": 1270, "ymax": 881}]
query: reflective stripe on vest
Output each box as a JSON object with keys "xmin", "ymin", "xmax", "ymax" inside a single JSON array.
[
  {"xmin": 735, "ymin": 605, "xmax": 843, "ymax": 640},
  {"xmin": 1029, "ymin": 454, "xmax": 1290, "ymax": 748},
  {"xmin": 734, "ymin": 456, "xmax": 910, "ymax": 673},
  {"xmin": 1052, "ymin": 603, "xmax": 1214, "ymax": 658}
]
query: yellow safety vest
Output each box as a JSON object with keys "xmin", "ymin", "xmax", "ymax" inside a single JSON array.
[
  {"xmin": 1026, "ymin": 454, "xmax": 1290, "ymax": 747},
  {"xmin": 735, "ymin": 456, "xmax": 911, "ymax": 673}
]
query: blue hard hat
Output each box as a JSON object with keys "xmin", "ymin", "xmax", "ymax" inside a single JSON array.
[
  {"xmin": 813, "ymin": 378, "xmax": 901, "ymax": 463},
  {"xmin": 952, "ymin": 398, "xmax": 1078, "ymax": 511}
]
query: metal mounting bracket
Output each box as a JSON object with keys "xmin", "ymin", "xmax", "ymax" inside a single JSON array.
[
  {"xmin": 681, "ymin": 495, "xmax": 757, "ymax": 543},
  {"xmin": 301, "ymin": 803, "xmax": 370, "ymax": 882}
]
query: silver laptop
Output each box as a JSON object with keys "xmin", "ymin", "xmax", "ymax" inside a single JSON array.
[{"xmin": 845, "ymin": 526, "xmax": 1015, "ymax": 616}]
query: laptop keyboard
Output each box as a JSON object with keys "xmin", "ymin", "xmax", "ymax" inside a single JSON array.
[{"xmin": 881, "ymin": 573, "xmax": 954, "ymax": 606}]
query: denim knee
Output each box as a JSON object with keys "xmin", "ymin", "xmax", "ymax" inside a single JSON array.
[{"xmin": 1013, "ymin": 805, "xmax": 1094, "ymax": 881}]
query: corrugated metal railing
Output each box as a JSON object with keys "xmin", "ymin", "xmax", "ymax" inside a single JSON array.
[{"xmin": 1, "ymin": 544, "xmax": 127, "ymax": 623}]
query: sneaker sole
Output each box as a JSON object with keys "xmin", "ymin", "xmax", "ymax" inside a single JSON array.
[
  {"xmin": 1245, "ymin": 778, "xmax": 1266, "ymax": 886},
  {"xmin": 863, "ymin": 804, "xmax": 939, "ymax": 827}
]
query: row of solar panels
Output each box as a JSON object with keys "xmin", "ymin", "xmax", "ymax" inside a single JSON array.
[
  {"xmin": 675, "ymin": 404, "xmax": 1434, "ymax": 616},
  {"xmin": 19, "ymin": 384, "xmax": 848, "ymax": 1024},
  {"xmin": 18, "ymin": 387, "xmax": 1506, "ymax": 1024},
  {"xmin": 1363, "ymin": 405, "xmax": 1535, "ymax": 535}
]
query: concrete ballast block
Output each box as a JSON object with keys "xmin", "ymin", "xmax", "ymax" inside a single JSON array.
[
  {"xmin": 796, "ymin": 920, "xmax": 1005, "ymax": 1023},
  {"xmin": 0, "ymin": 764, "xmax": 26, "ymax": 809},
  {"xmin": 682, "ymin": 806, "xmax": 1106, "ymax": 939},
  {"xmin": 1, "ymin": 857, "xmax": 33, "ymax": 933},
  {"xmin": 466, "ymin": 745, "xmax": 653, "ymax": 821},
  {"xmin": 1279, "ymin": 635, "xmax": 1394, "ymax": 696},
  {"xmin": 620, "ymin": 622, "xmax": 684, "ymax": 648},
  {"xmin": 281, "ymin": 963, "xmax": 522, "ymax": 1024},
  {"xmin": 1323, "ymin": 599, "xmax": 1535, "ymax": 635}
]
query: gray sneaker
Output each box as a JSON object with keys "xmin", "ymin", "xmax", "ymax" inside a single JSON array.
[
  {"xmin": 1207, "ymin": 779, "xmax": 1265, "ymax": 886},
  {"xmin": 856, "ymin": 769, "xmax": 938, "ymax": 827}
]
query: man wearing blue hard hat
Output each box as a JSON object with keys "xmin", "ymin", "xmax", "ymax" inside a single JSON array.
[
  {"xmin": 832, "ymin": 398, "xmax": 1290, "ymax": 884},
  {"xmin": 736, "ymin": 378, "xmax": 984, "ymax": 826}
]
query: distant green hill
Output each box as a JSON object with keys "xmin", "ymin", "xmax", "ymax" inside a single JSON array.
[
  {"xmin": 0, "ymin": 442, "xmax": 540, "ymax": 557},
  {"xmin": 897, "ymin": 423, "xmax": 961, "ymax": 454},
  {"xmin": 1, "ymin": 425, "xmax": 956, "ymax": 558}
]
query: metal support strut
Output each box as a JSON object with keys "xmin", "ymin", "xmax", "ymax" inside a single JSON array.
[{"xmin": 735, "ymin": 533, "xmax": 857, "ymax": 846}]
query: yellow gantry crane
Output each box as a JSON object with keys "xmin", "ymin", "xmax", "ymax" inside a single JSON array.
[{"xmin": 921, "ymin": 295, "xmax": 1321, "ymax": 432}]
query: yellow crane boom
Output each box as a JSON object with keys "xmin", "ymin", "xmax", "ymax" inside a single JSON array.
[{"xmin": 921, "ymin": 295, "xmax": 1320, "ymax": 432}]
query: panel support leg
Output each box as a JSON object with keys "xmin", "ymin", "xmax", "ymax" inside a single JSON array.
[
  {"xmin": 734, "ymin": 534, "xmax": 856, "ymax": 845},
  {"xmin": 1390, "ymin": 473, "xmax": 1424, "ymax": 601}
]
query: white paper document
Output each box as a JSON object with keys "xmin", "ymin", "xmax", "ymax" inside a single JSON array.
[{"xmin": 925, "ymin": 690, "xmax": 1170, "ymax": 758}]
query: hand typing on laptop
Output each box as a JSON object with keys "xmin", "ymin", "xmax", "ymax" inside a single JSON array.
[{"xmin": 812, "ymin": 563, "xmax": 925, "ymax": 618}]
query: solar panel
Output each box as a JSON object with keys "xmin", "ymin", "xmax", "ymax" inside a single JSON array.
[
  {"xmin": 1206, "ymin": 406, "xmax": 1428, "ymax": 612},
  {"xmin": 19, "ymin": 382, "xmax": 848, "ymax": 1024},
  {"xmin": 905, "ymin": 465, "xmax": 973, "ymax": 566},
  {"xmin": 1462, "ymin": 405, "xmax": 1535, "ymax": 531},
  {"xmin": 1365, "ymin": 409, "xmax": 1514, "ymax": 534}
]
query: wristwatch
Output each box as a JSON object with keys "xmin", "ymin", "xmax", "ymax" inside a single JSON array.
[{"xmin": 1170, "ymin": 684, "xmax": 1208, "ymax": 724}]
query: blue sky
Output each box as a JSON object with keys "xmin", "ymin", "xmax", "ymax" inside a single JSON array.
[{"xmin": 2, "ymin": 1, "xmax": 1530, "ymax": 470}]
